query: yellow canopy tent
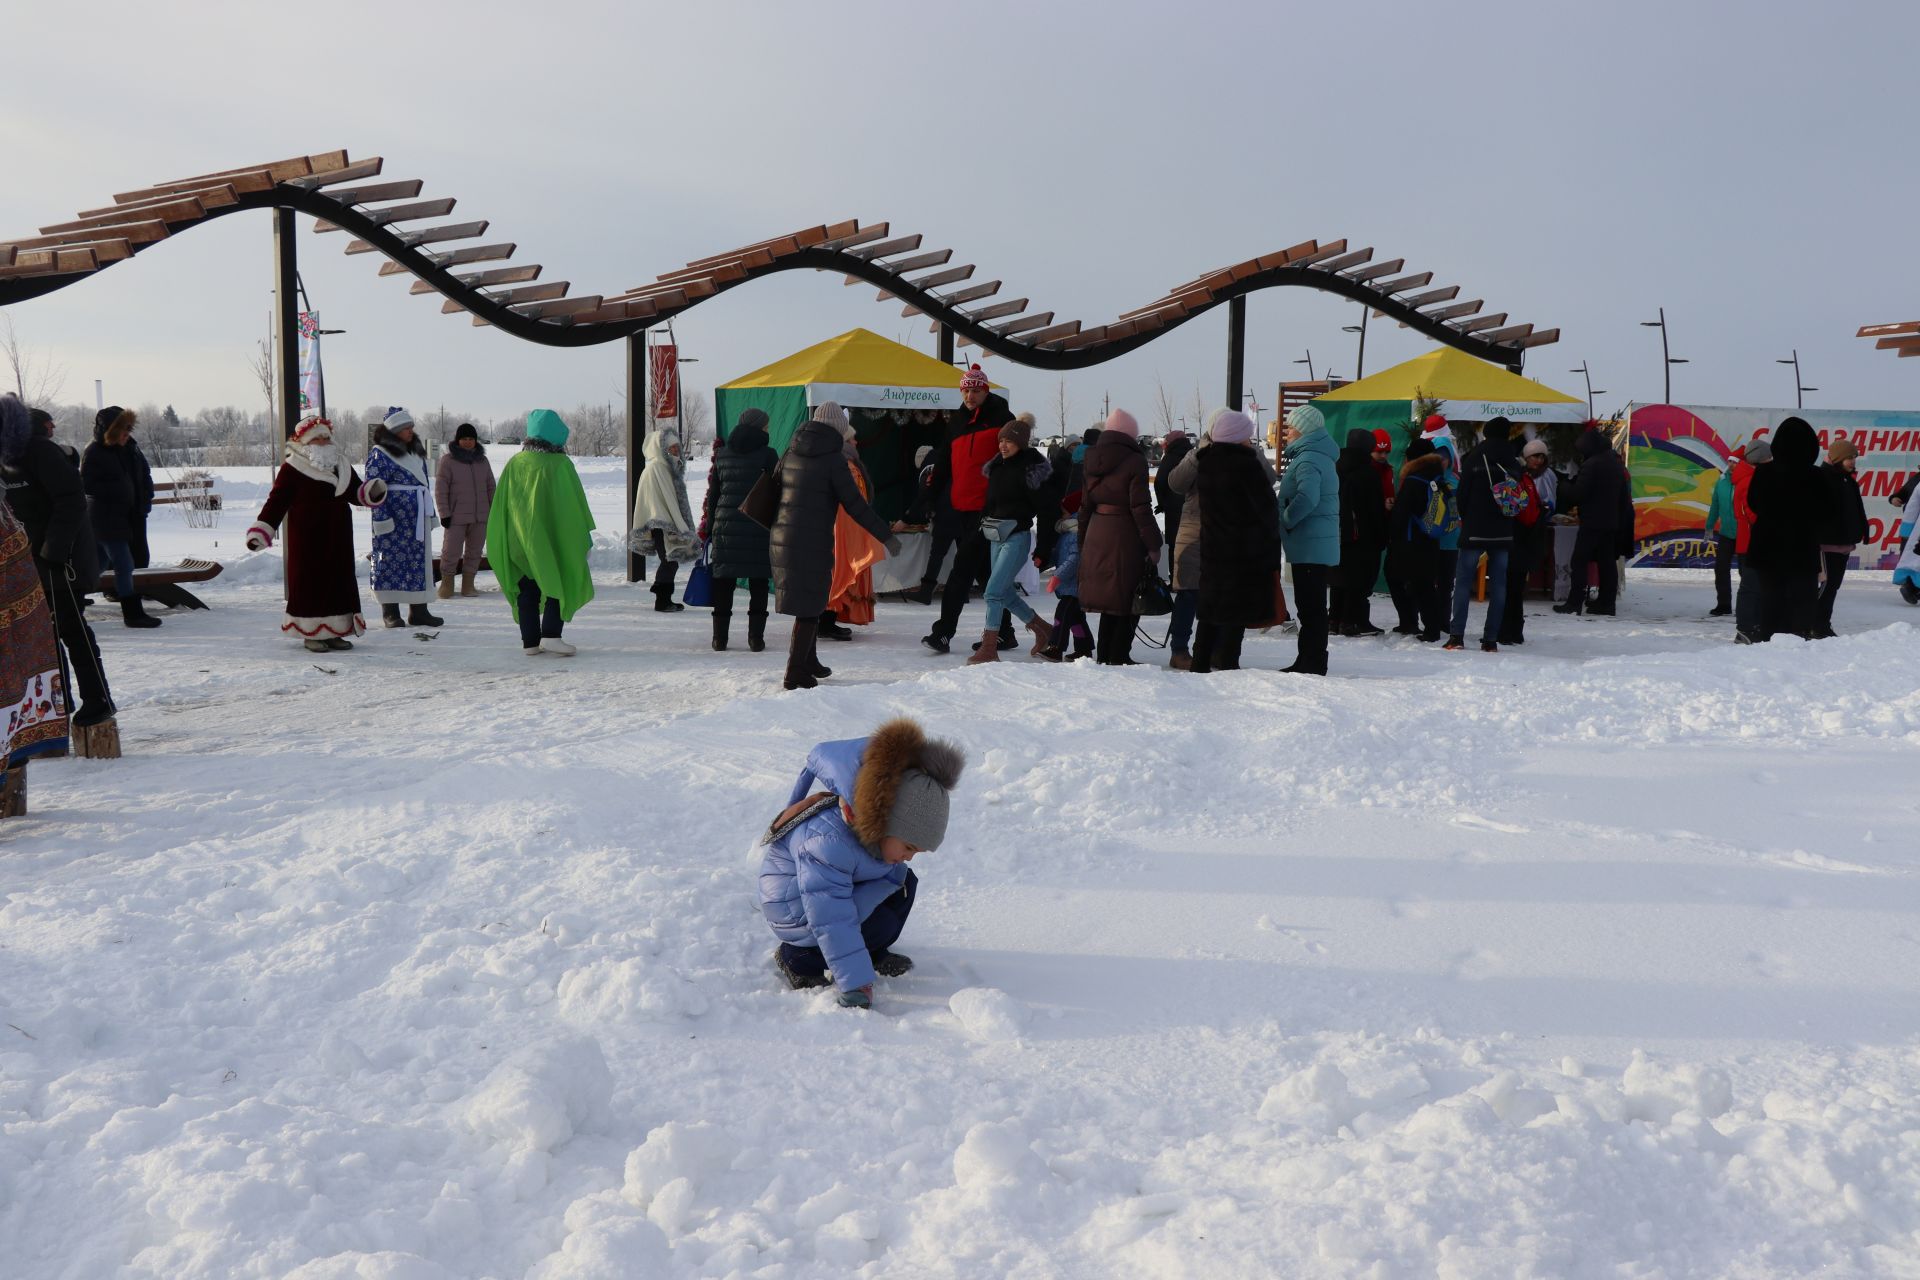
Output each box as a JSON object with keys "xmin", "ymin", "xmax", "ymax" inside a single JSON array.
[
  {"xmin": 714, "ymin": 328, "xmax": 1002, "ymax": 520},
  {"xmin": 1314, "ymin": 348, "xmax": 1587, "ymax": 441}
]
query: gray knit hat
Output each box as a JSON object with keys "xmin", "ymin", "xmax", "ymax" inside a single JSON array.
[
  {"xmin": 888, "ymin": 769, "xmax": 954, "ymax": 851},
  {"xmin": 814, "ymin": 402, "xmax": 851, "ymax": 436},
  {"xmin": 1744, "ymin": 437, "xmax": 1772, "ymax": 464}
]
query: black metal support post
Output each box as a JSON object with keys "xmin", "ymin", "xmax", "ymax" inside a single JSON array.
[
  {"xmin": 937, "ymin": 324, "xmax": 955, "ymax": 366},
  {"xmin": 625, "ymin": 331, "xmax": 648, "ymax": 582},
  {"xmin": 1225, "ymin": 296, "xmax": 1246, "ymax": 417},
  {"xmin": 272, "ymin": 208, "xmax": 301, "ymax": 449}
]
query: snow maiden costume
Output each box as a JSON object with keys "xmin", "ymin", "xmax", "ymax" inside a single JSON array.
[
  {"xmin": 757, "ymin": 717, "xmax": 965, "ymax": 1009},
  {"xmin": 364, "ymin": 407, "xmax": 438, "ymax": 618},
  {"xmin": 628, "ymin": 425, "xmax": 698, "ymax": 610},
  {"xmin": 247, "ymin": 416, "xmax": 385, "ymax": 651}
]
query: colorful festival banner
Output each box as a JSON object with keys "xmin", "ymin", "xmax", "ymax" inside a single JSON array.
[
  {"xmin": 1629, "ymin": 404, "xmax": 1920, "ymax": 569},
  {"xmin": 297, "ymin": 311, "xmax": 324, "ymax": 416},
  {"xmin": 649, "ymin": 343, "xmax": 679, "ymax": 421}
]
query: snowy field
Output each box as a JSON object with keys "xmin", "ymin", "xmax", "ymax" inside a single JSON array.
[{"xmin": 6, "ymin": 459, "xmax": 1920, "ymax": 1279}]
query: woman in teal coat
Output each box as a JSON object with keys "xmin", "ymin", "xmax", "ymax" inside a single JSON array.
[
  {"xmin": 1278, "ymin": 405, "xmax": 1340, "ymax": 675},
  {"xmin": 1704, "ymin": 460, "xmax": 1739, "ymax": 616}
]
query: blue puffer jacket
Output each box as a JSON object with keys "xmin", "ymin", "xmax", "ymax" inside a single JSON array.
[
  {"xmin": 1050, "ymin": 521, "xmax": 1081, "ymax": 597},
  {"xmin": 1279, "ymin": 427, "xmax": 1339, "ymax": 566},
  {"xmin": 757, "ymin": 735, "xmax": 909, "ymax": 993}
]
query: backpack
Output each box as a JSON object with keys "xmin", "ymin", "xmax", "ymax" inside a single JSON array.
[
  {"xmin": 1413, "ymin": 475, "xmax": 1457, "ymax": 540},
  {"xmin": 1514, "ymin": 472, "xmax": 1543, "ymax": 527},
  {"xmin": 1485, "ymin": 455, "xmax": 1531, "ymax": 519}
]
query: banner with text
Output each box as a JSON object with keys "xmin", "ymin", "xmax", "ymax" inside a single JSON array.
[
  {"xmin": 649, "ymin": 343, "xmax": 679, "ymax": 421},
  {"xmin": 1628, "ymin": 403, "xmax": 1920, "ymax": 569}
]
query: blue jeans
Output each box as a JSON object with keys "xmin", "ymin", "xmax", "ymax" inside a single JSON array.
[
  {"xmin": 1169, "ymin": 588, "xmax": 1198, "ymax": 654},
  {"xmin": 516, "ymin": 576, "xmax": 563, "ymax": 649},
  {"xmin": 983, "ymin": 529, "xmax": 1037, "ymax": 630},
  {"xmin": 99, "ymin": 539, "xmax": 135, "ymax": 598},
  {"xmin": 1450, "ymin": 548, "xmax": 1509, "ymax": 642}
]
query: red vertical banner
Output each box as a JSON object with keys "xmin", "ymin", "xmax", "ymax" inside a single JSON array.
[{"xmin": 649, "ymin": 343, "xmax": 679, "ymax": 420}]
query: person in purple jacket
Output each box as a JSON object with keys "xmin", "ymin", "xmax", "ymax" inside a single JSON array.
[{"xmin": 756, "ymin": 718, "xmax": 966, "ymax": 1009}]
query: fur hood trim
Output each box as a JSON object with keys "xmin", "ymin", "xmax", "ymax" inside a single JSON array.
[
  {"xmin": 849, "ymin": 718, "xmax": 966, "ymax": 848},
  {"xmin": 1399, "ymin": 453, "xmax": 1445, "ymax": 483},
  {"xmin": 92, "ymin": 406, "xmax": 137, "ymax": 445},
  {"xmin": 373, "ymin": 423, "xmax": 427, "ymax": 458}
]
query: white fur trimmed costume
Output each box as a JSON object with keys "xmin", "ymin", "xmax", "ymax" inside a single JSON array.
[{"xmin": 247, "ymin": 417, "xmax": 383, "ymax": 640}]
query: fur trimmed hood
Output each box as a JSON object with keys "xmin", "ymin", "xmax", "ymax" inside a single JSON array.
[
  {"xmin": 373, "ymin": 423, "xmax": 427, "ymax": 459},
  {"xmin": 849, "ymin": 718, "xmax": 966, "ymax": 848},
  {"xmin": 1399, "ymin": 452, "xmax": 1445, "ymax": 483},
  {"xmin": 92, "ymin": 405, "xmax": 136, "ymax": 445}
]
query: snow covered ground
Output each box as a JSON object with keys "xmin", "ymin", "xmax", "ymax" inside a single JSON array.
[{"xmin": 6, "ymin": 459, "xmax": 1920, "ymax": 1279}]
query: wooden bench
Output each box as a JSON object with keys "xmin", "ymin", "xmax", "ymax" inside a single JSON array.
[
  {"xmin": 154, "ymin": 478, "xmax": 222, "ymax": 509},
  {"xmin": 432, "ymin": 555, "xmax": 491, "ymax": 580},
  {"xmin": 98, "ymin": 558, "xmax": 223, "ymax": 610}
]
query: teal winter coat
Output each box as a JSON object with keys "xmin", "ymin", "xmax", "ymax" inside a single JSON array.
[
  {"xmin": 1279, "ymin": 427, "xmax": 1340, "ymax": 566},
  {"xmin": 1704, "ymin": 468, "xmax": 1737, "ymax": 540}
]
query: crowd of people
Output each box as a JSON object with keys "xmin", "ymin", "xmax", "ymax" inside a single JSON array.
[{"xmin": 5, "ymin": 377, "xmax": 1916, "ymax": 758}]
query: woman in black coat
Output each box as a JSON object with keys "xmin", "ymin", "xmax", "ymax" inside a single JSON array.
[
  {"xmin": 80, "ymin": 406, "xmax": 161, "ymax": 628},
  {"xmin": 1190, "ymin": 412, "xmax": 1278, "ymax": 672},
  {"xmin": 1553, "ymin": 427, "xmax": 1628, "ymax": 615},
  {"xmin": 701, "ymin": 408, "xmax": 780, "ymax": 653},
  {"xmin": 1334, "ymin": 427, "xmax": 1389, "ymax": 635},
  {"xmin": 1812, "ymin": 437, "xmax": 1870, "ymax": 638},
  {"xmin": 1384, "ymin": 439, "xmax": 1447, "ymax": 640},
  {"xmin": 1745, "ymin": 416, "xmax": 1832, "ymax": 641},
  {"xmin": 1, "ymin": 397, "xmax": 115, "ymax": 723},
  {"xmin": 769, "ymin": 404, "xmax": 898, "ymax": 690}
]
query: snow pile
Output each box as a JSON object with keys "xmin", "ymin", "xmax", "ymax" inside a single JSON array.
[{"xmin": 5, "ymin": 460, "xmax": 1920, "ymax": 1277}]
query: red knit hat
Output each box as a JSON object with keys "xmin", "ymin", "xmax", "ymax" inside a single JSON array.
[
  {"xmin": 959, "ymin": 364, "xmax": 989, "ymax": 392},
  {"xmin": 1421, "ymin": 414, "xmax": 1448, "ymax": 435},
  {"xmin": 1372, "ymin": 428, "xmax": 1393, "ymax": 452}
]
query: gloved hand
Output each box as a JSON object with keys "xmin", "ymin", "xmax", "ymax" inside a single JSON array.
[
  {"xmin": 1047, "ymin": 575, "xmax": 1060, "ymax": 594},
  {"xmin": 245, "ymin": 523, "xmax": 273, "ymax": 552},
  {"xmin": 360, "ymin": 478, "xmax": 388, "ymax": 505},
  {"xmin": 441, "ymin": 517, "xmax": 452, "ymax": 529},
  {"xmin": 883, "ymin": 536, "xmax": 902, "ymax": 557},
  {"xmin": 837, "ymin": 985, "xmax": 873, "ymax": 1010}
]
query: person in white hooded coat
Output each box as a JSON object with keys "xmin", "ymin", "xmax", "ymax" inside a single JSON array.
[{"xmin": 629, "ymin": 426, "xmax": 698, "ymax": 612}]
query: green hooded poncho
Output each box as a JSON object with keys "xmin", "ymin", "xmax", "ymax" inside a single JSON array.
[{"xmin": 486, "ymin": 418, "xmax": 596, "ymax": 623}]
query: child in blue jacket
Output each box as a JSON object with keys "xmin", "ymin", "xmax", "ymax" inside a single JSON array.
[
  {"xmin": 1037, "ymin": 492, "xmax": 1093, "ymax": 661},
  {"xmin": 757, "ymin": 718, "xmax": 966, "ymax": 1008}
]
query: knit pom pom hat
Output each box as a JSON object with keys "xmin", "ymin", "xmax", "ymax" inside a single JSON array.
[{"xmin": 959, "ymin": 364, "xmax": 990, "ymax": 393}]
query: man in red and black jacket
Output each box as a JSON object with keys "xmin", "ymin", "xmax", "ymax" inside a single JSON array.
[{"xmin": 920, "ymin": 365, "xmax": 1015, "ymax": 653}]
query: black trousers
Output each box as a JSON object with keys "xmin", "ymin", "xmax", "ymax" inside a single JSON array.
[
  {"xmin": 713, "ymin": 577, "xmax": 769, "ymax": 619},
  {"xmin": 515, "ymin": 576, "xmax": 564, "ymax": 649},
  {"xmin": 1564, "ymin": 525, "xmax": 1618, "ymax": 609},
  {"xmin": 783, "ymin": 616, "xmax": 821, "ymax": 685},
  {"xmin": 41, "ymin": 563, "xmax": 113, "ymax": 715},
  {"xmin": 1714, "ymin": 536, "xmax": 1736, "ymax": 611},
  {"xmin": 1757, "ymin": 565, "xmax": 1817, "ymax": 640},
  {"xmin": 933, "ymin": 526, "xmax": 992, "ymax": 640},
  {"xmin": 1502, "ymin": 522, "xmax": 1547, "ymax": 640},
  {"xmin": 1338, "ymin": 541, "xmax": 1382, "ymax": 628},
  {"xmin": 778, "ymin": 870, "xmax": 918, "ymax": 981},
  {"xmin": 649, "ymin": 529, "xmax": 679, "ymax": 600},
  {"xmin": 1289, "ymin": 563, "xmax": 1330, "ymax": 673},
  {"xmin": 1736, "ymin": 562, "xmax": 1763, "ymax": 638},
  {"xmin": 1433, "ymin": 549, "xmax": 1458, "ymax": 625},
  {"xmin": 1095, "ymin": 612, "xmax": 1138, "ymax": 665},
  {"xmin": 1190, "ymin": 620, "xmax": 1245, "ymax": 673},
  {"xmin": 1814, "ymin": 551, "xmax": 1849, "ymax": 635},
  {"xmin": 1386, "ymin": 541, "xmax": 1443, "ymax": 636},
  {"xmin": 1050, "ymin": 594, "xmax": 1093, "ymax": 656}
]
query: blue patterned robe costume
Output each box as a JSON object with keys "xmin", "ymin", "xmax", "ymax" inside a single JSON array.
[{"xmin": 364, "ymin": 440, "xmax": 436, "ymax": 604}]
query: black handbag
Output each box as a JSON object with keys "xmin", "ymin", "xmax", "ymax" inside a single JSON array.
[{"xmin": 1131, "ymin": 560, "xmax": 1174, "ymax": 617}]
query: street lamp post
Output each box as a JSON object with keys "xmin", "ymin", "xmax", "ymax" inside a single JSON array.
[
  {"xmin": 1639, "ymin": 307, "xmax": 1689, "ymax": 403},
  {"xmin": 1775, "ymin": 350, "xmax": 1816, "ymax": 409},
  {"xmin": 1293, "ymin": 350, "xmax": 1316, "ymax": 382},
  {"xmin": 1568, "ymin": 361, "xmax": 1607, "ymax": 419},
  {"xmin": 1342, "ymin": 306, "xmax": 1369, "ymax": 380}
]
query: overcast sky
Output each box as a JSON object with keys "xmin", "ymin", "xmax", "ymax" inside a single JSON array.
[{"xmin": 5, "ymin": 0, "xmax": 1917, "ymax": 434}]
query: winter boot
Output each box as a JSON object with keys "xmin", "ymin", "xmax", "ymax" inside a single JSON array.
[
  {"xmin": 436, "ymin": 571, "xmax": 454, "ymax": 600},
  {"xmin": 921, "ymin": 631, "xmax": 952, "ymax": 655},
  {"xmin": 408, "ymin": 603, "xmax": 444, "ymax": 627},
  {"xmin": 1443, "ymin": 634, "xmax": 1466, "ymax": 650},
  {"xmin": 903, "ymin": 580, "xmax": 937, "ymax": 606},
  {"xmin": 747, "ymin": 610, "xmax": 768, "ymax": 653},
  {"xmin": 1552, "ymin": 595, "xmax": 1584, "ymax": 615},
  {"xmin": 381, "ymin": 604, "xmax": 405, "ymax": 628},
  {"xmin": 1708, "ymin": 604, "xmax": 1732, "ymax": 617},
  {"xmin": 539, "ymin": 636, "xmax": 577, "ymax": 656},
  {"xmin": 1480, "ymin": 639, "xmax": 1499, "ymax": 653},
  {"xmin": 120, "ymin": 597, "xmax": 162, "ymax": 629},
  {"xmin": 1169, "ymin": 650, "xmax": 1193, "ymax": 671},
  {"xmin": 871, "ymin": 951, "xmax": 915, "ymax": 978},
  {"xmin": 303, "ymin": 638, "xmax": 331, "ymax": 653},
  {"xmin": 783, "ymin": 638, "xmax": 818, "ymax": 691},
  {"xmin": 774, "ymin": 948, "xmax": 831, "ymax": 990},
  {"xmin": 654, "ymin": 594, "xmax": 685, "ymax": 613},
  {"xmin": 323, "ymin": 637, "xmax": 354, "ymax": 651},
  {"xmin": 460, "ymin": 570, "xmax": 478, "ymax": 598},
  {"xmin": 712, "ymin": 612, "xmax": 730, "ymax": 652},
  {"xmin": 966, "ymin": 629, "xmax": 1001, "ymax": 665},
  {"xmin": 1025, "ymin": 616, "xmax": 1055, "ymax": 657},
  {"xmin": 73, "ymin": 699, "xmax": 116, "ymax": 728},
  {"xmin": 820, "ymin": 611, "xmax": 854, "ymax": 642}
]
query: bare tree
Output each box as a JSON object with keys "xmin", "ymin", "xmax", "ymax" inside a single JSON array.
[
  {"xmin": 1190, "ymin": 383, "xmax": 1211, "ymax": 437},
  {"xmin": 1054, "ymin": 378, "xmax": 1071, "ymax": 439},
  {"xmin": 0, "ymin": 315, "xmax": 68, "ymax": 406},
  {"xmin": 1151, "ymin": 374, "xmax": 1177, "ymax": 435},
  {"xmin": 246, "ymin": 336, "xmax": 277, "ymax": 469},
  {"xmin": 567, "ymin": 401, "xmax": 621, "ymax": 456},
  {"xmin": 679, "ymin": 393, "xmax": 712, "ymax": 453}
]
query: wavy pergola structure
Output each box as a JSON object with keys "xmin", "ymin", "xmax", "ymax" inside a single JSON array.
[
  {"xmin": 1859, "ymin": 321, "xmax": 1920, "ymax": 359},
  {"xmin": 2, "ymin": 148, "xmax": 1560, "ymax": 577}
]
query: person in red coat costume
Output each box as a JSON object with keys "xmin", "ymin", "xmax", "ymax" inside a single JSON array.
[{"xmin": 245, "ymin": 417, "xmax": 386, "ymax": 652}]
